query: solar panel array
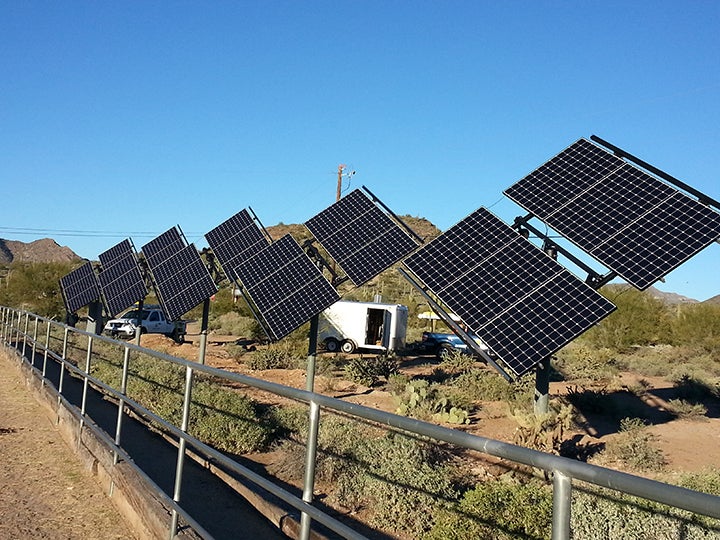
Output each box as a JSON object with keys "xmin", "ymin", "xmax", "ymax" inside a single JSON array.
[
  {"xmin": 98, "ymin": 239, "xmax": 147, "ymax": 316},
  {"xmin": 141, "ymin": 228, "xmax": 217, "ymax": 321},
  {"xmin": 204, "ymin": 209, "xmax": 269, "ymax": 280},
  {"xmin": 404, "ymin": 207, "xmax": 616, "ymax": 377},
  {"xmin": 305, "ymin": 189, "xmax": 418, "ymax": 286},
  {"xmin": 504, "ymin": 138, "xmax": 720, "ymax": 290},
  {"xmin": 60, "ymin": 261, "xmax": 101, "ymax": 314},
  {"xmin": 234, "ymin": 234, "xmax": 340, "ymax": 341}
]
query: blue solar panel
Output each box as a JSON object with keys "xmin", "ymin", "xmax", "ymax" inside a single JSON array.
[
  {"xmin": 234, "ymin": 234, "xmax": 340, "ymax": 340},
  {"xmin": 98, "ymin": 240, "xmax": 147, "ymax": 316},
  {"xmin": 142, "ymin": 229, "xmax": 217, "ymax": 321},
  {"xmin": 404, "ymin": 207, "xmax": 616, "ymax": 377},
  {"xmin": 205, "ymin": 209, "xmax": 270, "ymax": 281},
  {"xmin": 60, "ymin": 262, "xmax": 101, "ymax": 313},
  {"xmin": 305, "ymin": 189, "xmax": 418, "ymax": 285},
  {"xmin": 504, "ymin": 138, "xmax": 720, "ymax": 290}
]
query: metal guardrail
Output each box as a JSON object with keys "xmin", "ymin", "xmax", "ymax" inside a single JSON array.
[{"xmin": 2, "ymin": 306, "xmax": 720, "ymax": 540}]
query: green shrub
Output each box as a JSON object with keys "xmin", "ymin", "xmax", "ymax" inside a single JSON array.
[
  {"xmin": 271, "ymin": 415, "xmax": 461, "ymax": 537},
  {"xmin": 667, "ymin": 398, "xmax": 708, "ymax": 419},
  {"xmin": 208, "ymin": 311, "xmax": 259, "ymax": 337},
  {"xmin": 596, "ymin": 417, "xmax": 665, "ymax": 471},
  {"xmin": 246, "ymin": 341, "xmax": 304, "ymax": 370},
  {"xmin": 554, "ymin": 343, "xmax": 618, "ymax": 381},
  {"xmin": 571, "ymin": 480, "xmax": 720, "ymax": 539},
  {"xmin": 344, "ymin": 354, "xmax": 399, "ymax": 386},
  {"xmin": 425, "ymin": 477, "xmax": 552, "ymax": 540},
  {"xmin": 451, "ymin": 368, "xmax": 534, "ymax": 407},
  {"xmin": 393, "ymin": 379, "xmax": 470, "ymax": 424},
  {"xmin": 671, "ymin": 303, "xmax": 720, "ymax": 353}
]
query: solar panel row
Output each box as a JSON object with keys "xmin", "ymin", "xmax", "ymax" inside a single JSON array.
[
  {"xmin": 504, "ymin": 138, "xmax": 720, "ymax": 290},
  {"xmin": 404, "ymin": 207, "xmax": 616, "ymax": 377}
]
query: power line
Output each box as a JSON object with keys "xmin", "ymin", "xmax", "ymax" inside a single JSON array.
[{"xmin": 0, "ymin": 227, "xmax": 204, "ymax": 239}]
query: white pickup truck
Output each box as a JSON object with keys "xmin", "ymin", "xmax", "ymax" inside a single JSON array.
[{"xmin": 103, "ymin": 305, "xmax": 186, "ymax": 343}]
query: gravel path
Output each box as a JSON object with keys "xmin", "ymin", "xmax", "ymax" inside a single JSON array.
[{"xmin": 0, "ymin": 351, "xmax": 136, "ymax": 540}]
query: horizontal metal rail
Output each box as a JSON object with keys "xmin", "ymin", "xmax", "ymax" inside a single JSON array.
[{"xmin": 3, "ymin": 306, "xmax": 720, "ymax": 540}]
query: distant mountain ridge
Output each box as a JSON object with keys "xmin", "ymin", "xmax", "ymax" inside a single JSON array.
[{"xmin": 0, "ymin": 238, "xmax": 80, "ymax": 264}]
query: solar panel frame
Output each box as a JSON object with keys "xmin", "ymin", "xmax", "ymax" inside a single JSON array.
[
  {"xmin": 404, "ymin": 207, "xmax": 616, "ymax": 377},
  {"xmin": 234, "ymin": 234, "xmax": 340, "ymax": 341},
  {"xmin": 305, "ymin": 189, "xmax": 418, "ymax": 286},
  {"xmin": 98, "ymin": 240, "xmax": 147, "ymax": 317},
  {"xmin": 204, "ymin": 209, "xmax": 270, "ymax": 282},
  {"xmin": 504, "ymin": 138, "xmax": 720, "ymax": 290},
  {"xmin": 60, "ymin": 262, "xmax": 101, "ymax": 313}
]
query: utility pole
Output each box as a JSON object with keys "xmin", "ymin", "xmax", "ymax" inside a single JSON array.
[{"xmin": 336, "ymin": 164, "xmax": 346, "ymax": 202}]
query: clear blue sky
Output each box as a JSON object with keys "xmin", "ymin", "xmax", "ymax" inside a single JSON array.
[{"xmin": 1, "ymin": 1, "xmax": 719, "ymax": 300}]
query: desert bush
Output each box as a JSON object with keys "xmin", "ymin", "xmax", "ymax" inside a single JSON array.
[
  {"xmin": 666, "ymin": 398, "xmax": 708, "ymax": 419},
  {"xmin": 425, "ymin": 476, "xmax": 552, "ymax": 540},
  {"xmin": 554, "ymin": 343, "xmax": 618, "ymax": 381},
  {"xmin": 439, "ymin": 348, "xmax": 476, "ymax": 376},
  {"xmin": 671, "ymin": 303, "xmax": 720, "ymax": 353},
  {"xmin": 595, "ymin": 417, "xmax": 665, "ymax": 472},
  {"xmin": 344, "ymin": 354, "xmax": 399, "ymax": 387},
  {"xmin": 582, "ymin": 287, "xmax": 671, "ymax": 349},
  {"xmin": 393, "ymin": 379, "xmax": 470, "ymax": 424},
  {"xmin": 0, "ymin": 261, "xmax": 73, "ymax": 318},
  {"xmin": 246, "ymin": 341, "xmax": 304, "ymax": 370},
  {"xmin": 511, "ymin": 403, "xmax": 575, "ymax": 454},
  {"xmin": 451, "ymin": 368, "xmax": 534, "ymax": 407},
  {"xmin": 271, "ymin": 415, "xmax": 461, "ymax": 537},
  {"xmin": 208, "ymin": 311, "xmax": 259, "ymax": 337},
  {"xmin": 571, "ymin": 480, "xmax": 720, "ymax": 540},
  {"xmin": 672, "ymin": 373, "xmax": 720, "ymax": 401}
]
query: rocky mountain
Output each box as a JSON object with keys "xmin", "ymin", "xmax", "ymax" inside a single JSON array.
[{"xmin": 0, "ymin": 238, "xmax": 80, "ymax": 264}]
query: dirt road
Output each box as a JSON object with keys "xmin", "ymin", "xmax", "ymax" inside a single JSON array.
[{"xmin": 0, "ymin": 351, "xmax": 136, "ymax": 540}]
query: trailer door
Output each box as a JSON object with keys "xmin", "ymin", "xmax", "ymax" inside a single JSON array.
[{"xmin": 365, "ymin": 308, "xmax": 385, "ymax": 346}]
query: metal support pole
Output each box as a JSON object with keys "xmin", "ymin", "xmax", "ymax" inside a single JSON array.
[
  {"xmin": 134, "ymin": 299, "xmax": 144, "ymax": 347},
  {"xmin": 300, "ymin": 315, "xmax": 321, "ymax": 540},
  {"xmin": 198, "ymin": 298, "xmax": 210, "ymax": 365},
  {"xmin": 170, "ymin": 362, "xmax": 195, "ymax": 537},
  {"xmin": 552, "ymin": 471, "xmax": 572, "ymax": 540},
  {"xmin": 535, "ymin": 356, "xmax": 551, "ymax": 415}
]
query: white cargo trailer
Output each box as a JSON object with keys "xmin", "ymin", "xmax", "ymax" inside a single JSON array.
[{"xmin": 318, "ymin": 300, "xmax": 408, "ymax": 354}]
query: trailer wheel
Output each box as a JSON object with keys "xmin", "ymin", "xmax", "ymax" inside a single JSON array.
[
  {"xmin": 340, "ymin": 339, "xmax": 356, "ymax": 354},
  {"xmin": 436, "ymin": 344, "xmax": 453, "ymax": 360},
  {"xmin": 324, "ymin": 338, "xmax": 340, "ymax": 353}
]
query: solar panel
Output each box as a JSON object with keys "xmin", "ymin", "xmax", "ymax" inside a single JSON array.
[
  {"xmin": 141, "ymin": 227, "xmax": 185, "ymax": 267},
  {"xmin": 404, "ymin": 207, "xmax": 616, "ymax": 377},
  {"xmin": 204, "ymin": 209, "xmax": 270, "ymax": 281},
  {"xmin": 98, "ymin": 240, "xmax": 147, "ymax": 317},
  {"xmin": 142, "ymin": 230, "xmax": 217, "ymax": 321},
  {"xmin": 504, "ymin": 138, "xmax": 720, "ymax": 290},
  {"xmin": 305, "ymin": 189, "xmax": 418, "ymax": 286},
  {"xmin": 60, "ymin": 262, "xmax": 101, "ymax": 314},
  {"xmin": 234, "ymin": 234, "xmax": 340, "ymax": 341}
]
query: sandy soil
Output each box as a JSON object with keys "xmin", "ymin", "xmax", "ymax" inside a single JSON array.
[{"xmin": 0, "ymin": 352, "xmax": 136, "ymax": 540}]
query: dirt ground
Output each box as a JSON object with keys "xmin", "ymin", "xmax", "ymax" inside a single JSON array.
[
  {"xmin": 155, "ymin": 330, "xmax": 720, "ymax": 476},
  {"xmin": 0, "ymin": 352, "xmax": 136, "ymax": 540}
]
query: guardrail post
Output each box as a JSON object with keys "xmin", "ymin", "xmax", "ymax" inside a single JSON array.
[
  {"xmin": 58, "ymin": 327, "xmax": 70, "ymax": 401},
  {"xmin": 114, "ymin": 344, "xmax": 132, "ymax": 466},
  {"xmin": 80, "ymin": 334, "xmax": 94, "ymax": 433},
  {"xmin": 31, "ymin": 315, "xmax": 39, "ymax": 361},
  {"xmin": 552, "ymin": 471, "xmax": 572, "ymax": 540},
  {"xmin": 21, "ymin": 311, "xmax": 30, "ymax": 357},
  {"xmin": 170, "ymin": 362, "xmax": 195, "ymax": 538},
  {"xmin": 42, "ymin": 320, "xmax": 52, "ymax": 384}
]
